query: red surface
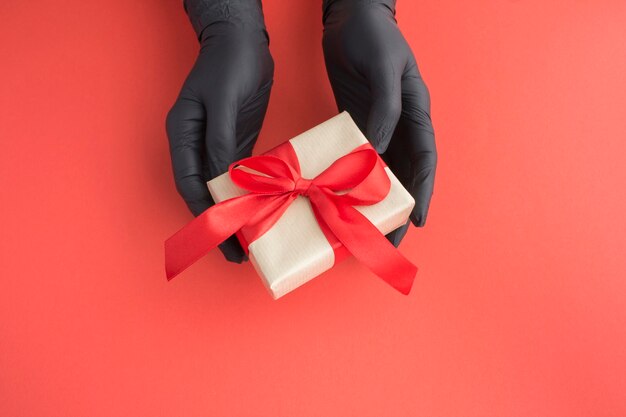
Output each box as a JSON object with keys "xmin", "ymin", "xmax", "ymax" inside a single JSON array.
[{"xmin": 2, "ymin": 1, "xmax": 626, "ymax": 416}]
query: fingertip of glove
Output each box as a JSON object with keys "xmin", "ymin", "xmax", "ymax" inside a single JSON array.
[
  {"xmin": 374, "ymin": 140, "xmax": 390, "ymax": 154},
  {"xmin": 223, "ymin": 252, "xmax": 248, "ymax": 264},
  {"xmin": 410, "ymin": 213, "xmax": 426, "ymax": 228}
]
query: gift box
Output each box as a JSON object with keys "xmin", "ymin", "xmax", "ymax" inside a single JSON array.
[{"xmin": 165, "ymin": 111, "xmax": 418, "ymax": 299}]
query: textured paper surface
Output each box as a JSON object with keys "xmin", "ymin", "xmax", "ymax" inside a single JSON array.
[{"xmin": 208, "ymin": 111, "xmax": 415, "ymax": 299}]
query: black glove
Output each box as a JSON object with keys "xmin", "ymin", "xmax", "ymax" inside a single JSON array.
[
  {"xmin": 322, "ymin": 0, "xmax": 437, "ymax": 246},
  {"xmin": 166, "ymin": 0, "xmax": 274, "ymax": 263}
]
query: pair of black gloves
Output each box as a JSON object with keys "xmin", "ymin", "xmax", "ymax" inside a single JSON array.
[{"xmin": 166, "ymin": 0, "xmax": 437, "ymax": 263}]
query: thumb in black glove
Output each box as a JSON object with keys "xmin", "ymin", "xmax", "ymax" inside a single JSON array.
[{"xmin": 166, "ymin": 0, "xmax": 274, "ymax": 263}]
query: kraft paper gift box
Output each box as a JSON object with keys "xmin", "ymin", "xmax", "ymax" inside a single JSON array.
[{"xmin": 203, "ymin": 111, "xmax": 416, "ymax": 299}]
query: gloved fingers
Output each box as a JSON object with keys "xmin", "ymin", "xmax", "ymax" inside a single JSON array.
[
  {"xmin": 399, "ymin": 59, "xmax": 438, "ymax": 227},
  {"xmin": 233, "ymin": 79, "xmax": 273, "ymax": 160},
  {"xmin": 401, "ymin": 58, "xmax": 435, "ymax": 136},
  {"xmin": 323, "ymin": 62, "xmax": 371, "ymax": 136},
  {"xmin": 203, "ymin": 83, "xmax": 275, "ymax": 264},
  {"xmin": 204, "ymin": 96, "xmax": 240, "ymax": 179},
  {"xmin": 205, "ymin": 82, "xmax": 274, "ymax": 264},
  {"xmin": 364, "ymin": 58, "xmax": 403, "ymax": 154},
  {"xmin": 199, "ymin": 95, "xmax": 254, "ymax": 263},
  {"xmin": 207, "ymin": 81, "xmax": 274, "ymax": 264},
  {"xmin": 166, "ymin": 95, "xmax": 213, "ymax": 217},
  {"xmin": 166, "ymin": 95, "xmax": 247, "ymax": 263},
  {"xmin": 206, "ymin": 98, "xmax": 250, "ymax": 263}
]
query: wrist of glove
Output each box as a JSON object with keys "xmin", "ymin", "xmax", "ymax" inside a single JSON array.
[{"xmin": 184, "ymin": 0, "xmax": 269, "ymax": 43}]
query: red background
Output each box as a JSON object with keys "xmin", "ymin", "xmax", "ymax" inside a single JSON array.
[{"xmin": 2, "ymin": 1, "xmax": 626, "ymax": 416}]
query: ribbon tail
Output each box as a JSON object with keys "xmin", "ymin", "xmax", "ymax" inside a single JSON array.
[
  {"xmin": 310, "ymin": 190, "xmax": 418, "ymax": 295},
  {"xmin": 164, "ymin": 193, "xmax": 269, "ymax": 281}
]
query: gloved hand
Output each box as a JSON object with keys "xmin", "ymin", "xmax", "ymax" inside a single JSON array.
[
  {"xmin": 322, "ymin": 0, "xmax": 437, "ymax": 246},
  {"xmin": 166, "ymin": 0, "xmax": 274, "ymax": 263}
]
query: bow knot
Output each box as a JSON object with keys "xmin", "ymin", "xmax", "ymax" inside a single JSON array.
[{"xmin": 293, "ymin": 177, "xmax": 314, "ymax": 196}]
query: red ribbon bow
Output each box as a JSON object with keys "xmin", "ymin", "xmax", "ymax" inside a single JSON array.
[{"xmin": 164, "ymin": 144, "xmax": 417, "ymax": 295}]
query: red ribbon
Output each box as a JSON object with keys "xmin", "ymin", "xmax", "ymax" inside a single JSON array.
[{"xmin": 164, "ymin": 142, "xmax": 417, "ymax": 295}]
